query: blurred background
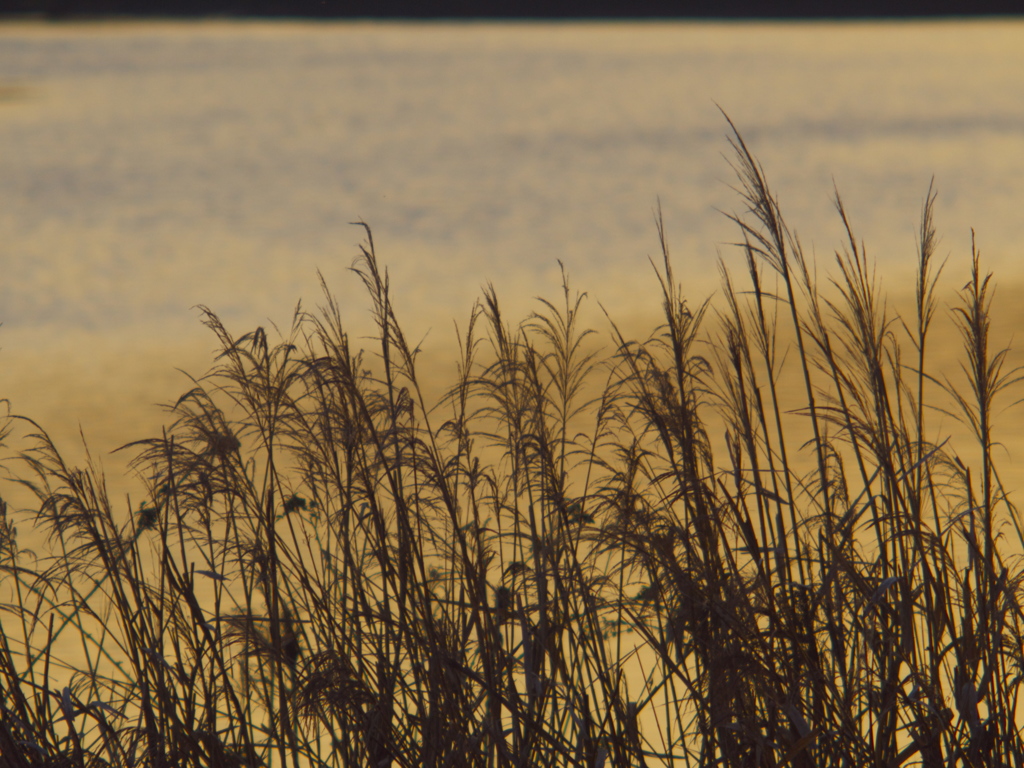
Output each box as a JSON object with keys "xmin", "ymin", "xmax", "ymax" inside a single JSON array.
[
  {"xmin": 1, "ymin": 16, "xmax": 1022, "ymax": 503},
  {"xmin": 1, "ymin": 0, "xmax": 1020, "ymax": 20}
]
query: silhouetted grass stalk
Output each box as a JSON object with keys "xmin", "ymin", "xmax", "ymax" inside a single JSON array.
[{"xmin": 2, "ymin": 119, "xmax": 1024, "ymax": 767}]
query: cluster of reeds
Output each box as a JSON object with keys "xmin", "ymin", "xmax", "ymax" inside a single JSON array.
[{"xmin": 3, "ymin": 121, "xmax": 1024, "ymax": 767}]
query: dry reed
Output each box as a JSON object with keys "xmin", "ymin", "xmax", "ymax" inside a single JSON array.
[{"xmin": 2, "ymin": 118, "xmax": 1023, "ymax": 767}]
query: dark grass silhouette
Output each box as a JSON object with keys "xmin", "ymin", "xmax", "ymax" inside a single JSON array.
[{"xmin": 2, "ymin": 119, "xmax": 1024, "ymax": 767}]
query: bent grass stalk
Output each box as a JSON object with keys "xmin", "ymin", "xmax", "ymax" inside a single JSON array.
[{"xmin": 2, "ymin": 119, "xmax": 1024, "ymax": 767}]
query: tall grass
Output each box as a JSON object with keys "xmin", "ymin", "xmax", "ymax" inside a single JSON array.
[{"xmin": 3, "ymin": 120, "xmax": 1024, "ymax": 767}]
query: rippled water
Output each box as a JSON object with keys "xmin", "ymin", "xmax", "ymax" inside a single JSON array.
[{"xmin": 1, "ymin": 18, "xmax": 1023, "ymax": 474}]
